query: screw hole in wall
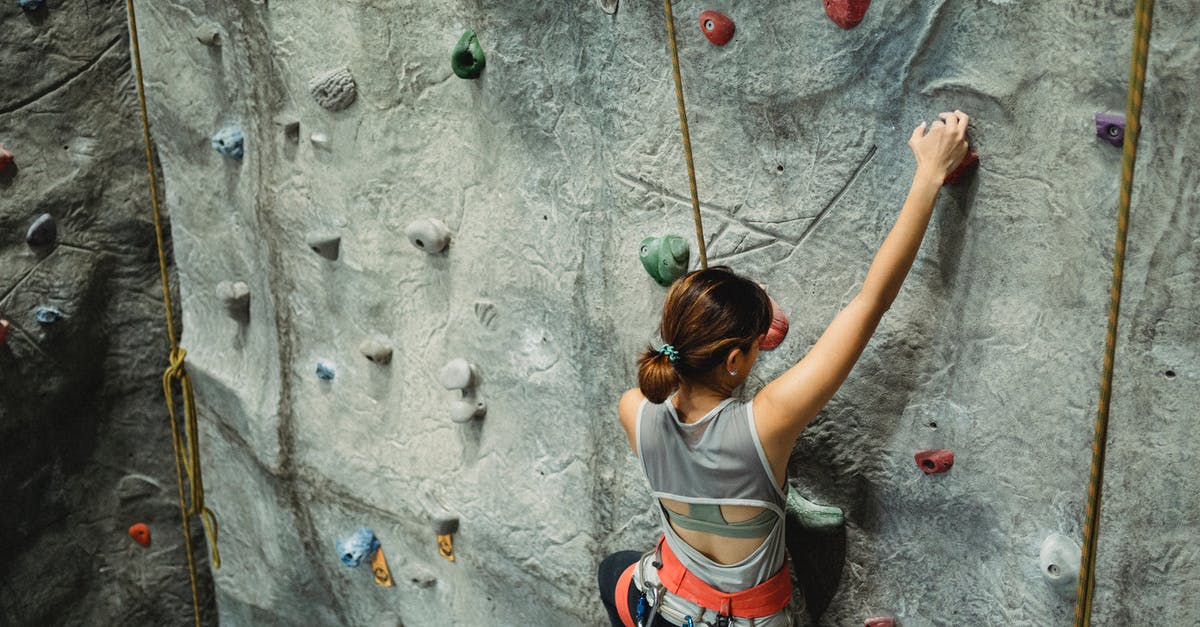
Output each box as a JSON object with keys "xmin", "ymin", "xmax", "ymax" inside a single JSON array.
[
  {"xmin": 928, "ymin": 421, "xmax": 937, "ymax": 429},
  {"xmin": 1164, "ymin": 370, "xmax": 1176, "ymax": 379},
  {"xmin": 922, "ymin": 459, "xmax": 935, "ymax": 469},
  {"xmin": 776, "ymin": 164, "xmax": 784, "ymax": 172}
]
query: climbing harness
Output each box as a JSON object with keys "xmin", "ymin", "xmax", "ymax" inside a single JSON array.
[
  {"xmin": 662, "ymin": 0, "xmax": 708, "ymax": 269},
  {"xmin": 1074, "ymin": 2, "xmax": 1155, "ymax": 626},
  {"xmin": 126, "ymin": 2, "xmax": 220, "ymax": 626}
]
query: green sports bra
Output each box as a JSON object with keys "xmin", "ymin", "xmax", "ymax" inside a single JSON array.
[{"xmin": 663, "ymin": 501, "xmax": 780, "ymax": 539}]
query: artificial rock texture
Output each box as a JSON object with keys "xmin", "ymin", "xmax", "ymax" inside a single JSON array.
[
  {"xmin": 134, "ymin": 1, "xmax": 1200, "ymax": 625},
  {"xmin": 0, "ymin": 1, "xmax": 215, "ymax": 625}
]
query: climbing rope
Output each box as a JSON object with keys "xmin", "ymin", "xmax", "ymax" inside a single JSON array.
[
  {"xmin": 126, "ymin": 2, "xmax": 220, "ymax": 626},
  {"xmin": 662, "ymin": 0, "xmax": 708, "ymax": 269},
  {"xmin": 1074, "ymin": 1, "xmax": 1155, "ymax": 625}
]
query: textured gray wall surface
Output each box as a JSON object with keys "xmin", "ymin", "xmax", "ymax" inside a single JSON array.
[
  {"xmin": 0, "ymin": 1, "xmax": 215, "ymax": 625},
  {"xmin": 133, "ymin": 1, "xmax": 1199, "ymax": 625}
]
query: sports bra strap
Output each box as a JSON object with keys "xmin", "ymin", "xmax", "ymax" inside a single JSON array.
[{"xmin": 662, "ymin": 502, "xmax": 779, "ymax": 539}]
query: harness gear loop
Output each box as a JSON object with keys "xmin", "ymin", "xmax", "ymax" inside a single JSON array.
[
  {"xmin": 662, "ymin": 0, "xmax": 708, "ymax": 269},
  {"xmin": 1074, "ymin": 2, "xmax": 1155, "ymax": 626},
  {"xmin": 127, "ymin": 2, "xmax": 221, "ymax": 625}
]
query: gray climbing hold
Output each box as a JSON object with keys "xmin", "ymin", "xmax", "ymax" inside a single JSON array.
[
  {"xmin": 597, "ymin": 0, "xmax": 618, "ymax": 14},
  {"xmin": 25, "ymin": 213, "xmax": 56, "ymax": 247},
  {"xmin": 440, "ymin": 358, "xmax": 485, "ymax": 422},
  {"xmin": 193, "ymin": 23, "xmax": 221, "ymax": 46},
  {"xmin": 785, "ymin": 487, "xmax": 844, "ymax": 532},
  {"xmin": 211, "ymin": 126, "xmax": 244, "ymax": 160},
  {"xmin": 316, "ymin": 361, "xmax": 335, "ymax": 380},
  {"xmin": 359, "ymin": 336, "xmax": 393, "ymax": 365},
  {"xmin": 308, "ymin": 68, "xmax": 358, "ymax": 112},
  {"xmin": 306, "ymin": 232, "xmax": 340, "ymax": 260},
  {"xmin": 407, "ymin": 565, "xmax": 437, "ymax": 589},
  {"xmin": 34, "ymin": 306, "xmax": 63, "ymax": 324},
  {"xmin": 19, "ymin": 0, "xmax": 44, "ymax": 11},
  {"xmin": 215, "ymin": 281, "xmax": 250, "ymax": 319},
  {"xmin": 405, "ymin": 218, "xmax": 451, "ymax": 254},
  {"xmin": 274, "ymin": 114, "xmax": 301, "ymax": 141},
  {"xmin": 1039, "ymin": 533, "xmax": 1081, "ymax": 597},
  {"xmin": 336, "ymin": 528, "xmax": 380, "ymax": 567},
  {"xmin": 310, "ymin": 132, "xmax": 330, "ymax": 148}
]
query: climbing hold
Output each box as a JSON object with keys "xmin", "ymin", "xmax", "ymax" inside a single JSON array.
[
  {"xmin": 128, "ymin": 523, "xmax": 151, "ymax": 547},
  {"xmin": 309, "ymin": 131, "xmax": 330, "ymax": 148},
  {"xmin": 305, "ymin": 232, "xmax": 340, "ymax": 260},
  {"xmin": 863, "ymin": 618, "xmax": 895, "ymax": 627},
  {"xmin": 1095, "ymin": 112, "xmax": 1126, "ymax": 147},
  {"xmin": 193, "ymin": 24, "xmax": 221, "ymax": 46},
  {"xmin": 274, "ymin": 114, "xmax": 300, "ymax": 142},
  {"xmin": 25, "ymin": 213, "xmax": 56, "ymax": 248},
  {"xmin": 359, "ymin": 336, "xmax": 393, "ymax": 365},
  {"xmin": 1039, "ymin": 533, "xmax": 1081, "ymax": 597},
  {"xmin": 18, "ymin": 0, "xmax": 44, "ymax": 11},
  {"xmin": 405, "ymin": 218, "xmax": 451, "ymax": 254},
  {"xmin": 640, "ymin": 235, "xmax": 690, "ymax": 287},
  {"xmin": 337, "ymin": 528, "xmax": 380, "ymax": 568},
  {"xmin": 315, "ymin": 361, "xmax": 335, "ymax": 381},
  {"xmin": 34, "ymin": 306, "xmax": 63, "ymax": 325},
  {"xmin": 215, "ymin": 281, "xmax": 250, "ymax": 320},
  {"xmin": 451, "ymin": 30, "xmax": 486, "ymax": 79},
  {"xmin": 433, "ymin": 514, "xmax": 459, "ymax": 562},
  {"xmin": 0, "ymin": 145, "xmax": 13, "ymax": 173},
  {"xmin": 440, "ymin": 358, "xmax": 486, "ymax": 422},
  {"xmin": 915, "ymin": 449, "xmax": 954, "ymax": 474},
  {"xmin": 943, "ymin": 151, "xmax": 979, "ymax": 185},
  {"xmin": 370, "ymin": 545, "xmax": 394, "ymax": 587},
  {"xmin": 597, "ymin": 0, "xmax": 618, "ymax": 14},
  {"xmin": 785, "ymin": 487, "xmax": 843, "ymax": 532},
  {"xmin": 698, "ymin": 11, "xmax": 735, "ymax": 46},
  {"xmin": 407, "ymin": 565, "xmax": 438, "ymax": 588},
  {"xmin": 0, "ymin": 318, "xmax": 10, "ymax": 347},
  {"xmin": 823, "ymin": 0, "xmax": 871, "ymax": 29},
  {"xmin": 760, "ymin": 294, "xmax": 789, "ymax": 350},
  {"xmin": 308, "ymin": 67, "xmax": 357, "ymax": 112},
  {"xmin": 211, "ymin": 126, "xmax": 244, "ymax": 160}
]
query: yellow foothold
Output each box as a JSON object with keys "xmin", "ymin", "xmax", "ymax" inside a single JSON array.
[
  {"xmin": 371, "ymin": 546, "xmax": 394, "ymax": 587},
  {"xmin": 437, "ymin": 534, "xmax": 455, "ymax": 562},
  {"xmin": 434, "ymin": 514, "xmax": 459, "ymax": 562}
]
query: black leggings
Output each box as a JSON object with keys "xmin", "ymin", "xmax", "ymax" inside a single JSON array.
[{"xmin": 598, "ymin": 551, "xmax": 643, "ymax": 627}]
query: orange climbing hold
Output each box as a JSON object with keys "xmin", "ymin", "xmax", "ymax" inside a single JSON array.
[
  {"xmin": 129, "ymin": 522, "xmax": 151, "ymax": 547},
  {"xmin": 0, "ymin": 145, "xmax": 13, "ymax": 173},
  {"xmin": 0, "ymin": 318, "xmax": 9, "ymax": 347},
  {"xmin": 864, "ymin": 617, "xmax": 895, "ymax": 627},
  {"xmin": 698, "ymin": 10, "xmax": 735, "ymax": 46},
  {"xmin": 943, "ymin": 151, "xmax": 979, "ymax": 185},
  {"xmin": 760, "ymin": 295, "xmax": 789, "ymax": 350}
]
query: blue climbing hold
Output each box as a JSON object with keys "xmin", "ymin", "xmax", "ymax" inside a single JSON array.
[
  {"xmin": 19, "ymin": 0, "xmax": 45, "ymax": 11},
  {"xmin": 34, "ymin": 306, "xmax": 63, "ymax": 324},
  {"xmin": 316, "ymin": 361, "xmax": 335, "ymax": 380},
  {"xmin": 337, "ymin": 528, "xmax": 380, "ymax": 567},
  {"xmin": 211, "ymin": 126, "xmax": 244, "ymax": 160}
]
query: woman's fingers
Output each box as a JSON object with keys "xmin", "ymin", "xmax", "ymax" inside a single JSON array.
[{"xmin": 909, "ymin": 122, "xmax": 926, "ymax": 146}]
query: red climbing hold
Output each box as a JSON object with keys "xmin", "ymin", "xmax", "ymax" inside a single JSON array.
[
  {"xmin": 699, "ymin": 10, "xmax": 735, "ymax": 46},
  {"xmin": 0, "ymin": 318, "xmax": 10, "ymax": 347},
  {"xmin": 943, "ymin": 151, "xmax": 979, "ymax": 185},
  {"xmin": 0, "ymin": 145, "xmax": 13, "ymax": 173},
  {"xmin": 915, "ymin": 449, "xmax": 954, "ymax": 474},
  {"xmin": 128, "ymin": 523, "xmax": 151, "ymax": 547},
  {"xmin": 864, "ymin": 618, "xmax": 895, "ymax": 627},
  {"xmin": 824, "ymin": 0, "xmax": 871, "ymax": 29},
  {"xmin": 761, "ymin": 295, "xmax": 789, "ymax": 350}
]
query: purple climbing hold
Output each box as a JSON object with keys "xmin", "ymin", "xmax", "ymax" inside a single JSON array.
[
  {"xmin": 1095, "ymin": 112, "xmax": 1125, "ymax": 147},
  {"xmin": 211, "ymin": 126, "xmax": 244, "ymax": 160},
  {"xmin": 316, "ymin": 361, "xmax": 335, "ymax": 380},
  {"xmin": 26, "ymin": 213, "xmax": 56, "ymax": 247},
  {"xmin": 337, "ymin": 528, "xmax": 380, "ymax": 567}
]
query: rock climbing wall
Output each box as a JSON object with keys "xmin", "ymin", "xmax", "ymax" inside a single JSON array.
[
  {"xmin": 132, "ymin": 0, "xmax": 1200, "ymax": 625},
  {"xmin": 0, "ymin": 1, "xmax": 215, "ymax": 625}
]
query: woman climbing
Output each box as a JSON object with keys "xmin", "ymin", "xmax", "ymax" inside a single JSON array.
[{"xmin": 598, "ymin": 111, "xmax": 971, "ymax": 626}]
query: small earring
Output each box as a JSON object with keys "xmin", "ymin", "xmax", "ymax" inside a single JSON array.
[{"xmin": 728, "ymin": 370, "xmax": 738, "ymax": 376}]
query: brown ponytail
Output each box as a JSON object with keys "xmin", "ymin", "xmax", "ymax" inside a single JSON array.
[{"xmin": 636, "ymin": 266, "xmax": 773, "ymax": 403}]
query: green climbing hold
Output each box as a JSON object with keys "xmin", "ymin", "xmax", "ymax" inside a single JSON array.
[
  {"xmin": 785, "ymin": 487, "xmax": 844, "ymax": 533},
  {"xmin": 451, "ymin": 30, "xmax": 486, "ymax": 79},
  {"xmin": 640, "ymin": 235, "xmax": 690, "ymax": 286}
]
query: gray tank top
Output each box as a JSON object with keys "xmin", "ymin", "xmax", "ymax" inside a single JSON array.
[{"xmin": 636, "ymin": 397, "xmax": 789, "ymax": 593}]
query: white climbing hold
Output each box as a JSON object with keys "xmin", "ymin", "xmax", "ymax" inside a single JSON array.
[
  {"xmin": 274, "ymin": 114, "xmax": 301, "ymax": 142},
  {"xmin": 308, "ymin": 67, "xmax": 357, "ymax": 112},
  {"xmin": 359, "ymin": 335, "xmax": 393, "ymax": 365},
  {"xmin": 194, "ymin": 23, "xmax": 221, "ymax": 46},
  {"xmin": 216, "ymin": 280, "xmax": 250, "ymax": 319},
  {"xmin": 597, "ymin": 0, "xmax": 618, "ymax": 14},
  {"xmin": 1039, "ymin": 532, "xmax": 1081, "ymax": 597},
  {"xmin": 405, "ymin": 218, "xmax": 451, "ymax": 254},
  {"xmin": 306, "ymin": 232, "xmax": 340, "ymax": 260},
  {"xmin": 438, "ymin": 358, "xmax": 477, "ymax": 390},
  {"xmin": 310, "ymin": 132, "xmax": 330, "ymax": 147}
]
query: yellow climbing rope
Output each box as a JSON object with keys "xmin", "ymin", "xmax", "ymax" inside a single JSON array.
[
  {"xmin": 662, "ymin": 0, "xmax": 708, "ymax": 269},
  {"xmin": 1074, "ymin": 1, "xmax": 1155, "ymax": 625},
  {"xmin": 126, "ymin": 2, "xmax": 219, "ymax": 626}
]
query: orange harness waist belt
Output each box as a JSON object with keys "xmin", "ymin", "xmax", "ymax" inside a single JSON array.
[{"xmin": 654, "ymin": 536, "xmax": 791, "ymax": 619}]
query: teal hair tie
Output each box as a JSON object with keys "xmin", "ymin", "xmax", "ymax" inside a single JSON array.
[{"xmin": 659, "ymin": 344, "xmax": 680, "ymax": 363}]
